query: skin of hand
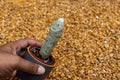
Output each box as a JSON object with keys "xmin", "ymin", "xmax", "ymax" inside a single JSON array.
[{"xmin": 0, "ymin": 39, "xmax": 45, "ymax": 78}]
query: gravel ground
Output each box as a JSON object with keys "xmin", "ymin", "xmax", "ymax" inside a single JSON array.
[{"xmin": 0, "ymin": 0, "xmax": 120, "ymax": 80}]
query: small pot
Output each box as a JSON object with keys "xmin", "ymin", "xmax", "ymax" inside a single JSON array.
[{"xmin": 17, "ymin": 46, "xmax": 55, "ymax": 80}]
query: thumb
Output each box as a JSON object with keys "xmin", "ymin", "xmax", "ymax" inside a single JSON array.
[{"xmin": 16, "ymin": 57, "xmax": 45, "ymax": 75}]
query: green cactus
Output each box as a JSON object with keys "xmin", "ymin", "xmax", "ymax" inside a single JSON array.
[{"xmin": 40, "ymin": 18, "xmax": 64, "ymax": 59}]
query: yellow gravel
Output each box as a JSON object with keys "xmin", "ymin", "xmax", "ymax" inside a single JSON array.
[{"xmin": 0, "ymin": 0, "xmax": 120, "ymax": 80}]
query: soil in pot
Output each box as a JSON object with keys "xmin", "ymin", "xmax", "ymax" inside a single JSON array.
[{"xmin": 30, "ymin": 47, "xmax": 55, "ymax": 65}]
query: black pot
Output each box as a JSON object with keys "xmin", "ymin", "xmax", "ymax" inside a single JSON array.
[{"xmin": 17, "ymin": 46, "xmax": 55, "ymax": 80}]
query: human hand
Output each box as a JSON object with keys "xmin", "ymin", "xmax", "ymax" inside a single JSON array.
[{"xmin": 0, "ymin": 39, "xmax": 45, "ymax": 78}]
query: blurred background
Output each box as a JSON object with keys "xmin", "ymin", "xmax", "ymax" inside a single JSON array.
[{"xmin": 0, "ymin": 0, "xmax": 120, "ymax": 80}]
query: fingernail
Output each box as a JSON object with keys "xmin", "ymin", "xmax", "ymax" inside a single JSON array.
[
  {"xmin": 11, "ymin": 70, "xmax": 17, "ymax": 77},
  {"xmin": 37, "ymin": 66, "xmax": 45, "ymax": 74}
]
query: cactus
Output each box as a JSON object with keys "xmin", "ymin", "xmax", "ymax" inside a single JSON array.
[{"xmin": 39, "ymin": 18, "xmax": 64, "ymax": 59}]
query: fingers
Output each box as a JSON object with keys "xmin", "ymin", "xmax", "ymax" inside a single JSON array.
[
  {"xmin": 0, "ymin": 70, "xmax": 16, "ymax": 78},
  {"xmin": 16, "ymin": 57, "xmax": 45, "ymax": 75},
  {"xmin": 14, "ymin": 39, "xmax": 42, "ymax": 49},
  {"xmin": 0, "ymin": 39, "xmax": 41, "ymax": 55}
]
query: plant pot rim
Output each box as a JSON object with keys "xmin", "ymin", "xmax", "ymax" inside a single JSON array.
[{"xmin": 27, "ymin": 46, "xmax": 55, "ymax": 67}]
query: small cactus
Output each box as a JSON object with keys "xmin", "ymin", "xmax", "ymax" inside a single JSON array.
[{"xmin": 39, "ymin": 18, "xmax": 64, "ymax": 59}]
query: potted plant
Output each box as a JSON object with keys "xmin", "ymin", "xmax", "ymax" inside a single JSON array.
[{"xmin": 17, "ymin": 18, "xmax": 64, "ymax": 80}]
